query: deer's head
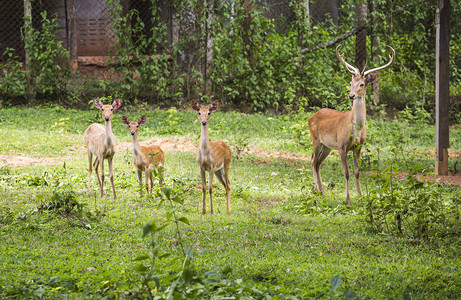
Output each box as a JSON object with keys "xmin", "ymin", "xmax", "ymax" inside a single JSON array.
[
  {"xmin": 191, "ymin": 100, "xmax": 218, "ymax": 126},
  {"xmin": 121, "ymin": 115, "xmax": 146, "ymax": 136},
  {"xmin": 336, "ymin": 45, "xmax": 394, "ymax": 100},
  {"xmin": 94, "ymin": 98, "xmax": 122, "ymax": 122}
]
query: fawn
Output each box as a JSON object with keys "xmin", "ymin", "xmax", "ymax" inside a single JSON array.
[
  {"xmin": 122, "ymin": 115, "xmax": 165, "ymax": 195},
  {"xmin": 84, "ymin": 98, "xmax": 121, "ymax": 199},
  {"xmin": 191, "ymin": 100, "xmax": 231, "ymax": 215}
]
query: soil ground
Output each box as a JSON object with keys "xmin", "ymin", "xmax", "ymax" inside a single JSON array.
[{"xmin": 1, "ymin": 137, "xmax": 460, "ymax": 185}]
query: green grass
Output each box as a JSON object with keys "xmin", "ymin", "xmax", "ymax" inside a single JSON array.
[{"xmin": 0, "ymin": 107, "xmax": 460, "ymax": 299}]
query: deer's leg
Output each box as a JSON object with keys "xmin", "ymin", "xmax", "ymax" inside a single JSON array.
[
  {"xmin": 311, "ymin": 142, "xmax": 321, "ymax": 192},
  {"xmin": 137, "ymin": 168, "xmax": 143, "ymax": 196},
  {"xmin": 215, "ymin": 166, "xmax": 231, "ymax": 215},
  {"xmin": 100, "ymin": 158, "xmax": 106, "ymax": 198},
  {"xmin": 339, "ymin": 148, "xmax": 351, "ymax": 205},
  {"xmin": 149, "ymin": 169, "xmax": 154, "ymax": 193},
  {"xmin": 200, "ymin": 168, "xmax": 207, "ymax": 214},
  {"xmin": 87, "ymin": 151, "xmax": 93, "ymax": 196},
  {"xmin": 353, "ymin": 146, "xmax": 362, "ymax": 196},
  {"xmin": 94, "ymin": 156, "xmax": 103, "ymax": 198},
  {"xmin": 312, "ymin": 143, "xmax": 331, "ymax": 195},
  {"xmin": 144, "ymin": 167, "xmax": 150, "ymax": 194},
  {"xmin": 209, "ymin": 168, "xmax": 215, "ymax": 215},
  {"xmin": 108, "ymin": 158, "xmax": 116, "ymax": 199}
]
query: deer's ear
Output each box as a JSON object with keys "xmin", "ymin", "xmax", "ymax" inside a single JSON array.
[
  {"xmin": 209, "ymin": 100, "xmax": 218, "ymax": 113},
  {"xmin": 366, "ymin": 72, "xmax": 378, "ymax": 84},
  {"xmin": 191, "ymin": 100, "xmax": 200, "ymax": 111},
  {"xmin": 94, "ymin": 98, "xmax": 103, "ymax": 109},
  {"xmin": 139, "ymin": 115, "xmax": 146, "ymax": 125},
  {"xmin": 113, "ymin": 98, "xmax": 122, "ymax": 110},
  {"xmin": 121, "ymin": 116, "xmax": 130, "ymax": 125}
]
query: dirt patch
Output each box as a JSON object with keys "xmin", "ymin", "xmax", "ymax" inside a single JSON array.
[
  {"xmin": 0, "ymin": 155, "xmax": 65, "ymax": 168},
  {"xmin": 366, "ymin": 170, "xmax": 461, "ymax": 186},
  {"xmin": 3, "ymin": 137, "xmax": 461, "ymax": 187}
]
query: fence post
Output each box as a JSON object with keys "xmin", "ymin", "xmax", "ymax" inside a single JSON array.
[{"xmin": 435, "ymin": 0, "xmax": 450, "ymax": 175}]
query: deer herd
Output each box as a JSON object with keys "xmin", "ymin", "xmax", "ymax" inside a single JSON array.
[{"xmin": 84, "ymin": 45, "xmax": 395, "ymax": 214}]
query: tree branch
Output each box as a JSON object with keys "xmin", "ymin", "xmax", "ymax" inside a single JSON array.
[{"xmin": 299, "ymin": 24, "xmax": 366, "ymax": 55}]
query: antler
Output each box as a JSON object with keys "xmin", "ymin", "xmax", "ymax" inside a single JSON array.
[
  {"xmin": 336, "ymin": 45, "xmax": 360, "ymax": 75},
  {"xmin": 363, "ymin": 45, "xmax": 395, "ymax": 76}
]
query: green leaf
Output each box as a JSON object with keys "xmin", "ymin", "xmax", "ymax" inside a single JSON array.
[
  {"xmin": 46, "ymin": 276, "xmax": 60, "ymax": 285},
  {"xmin": 133, "ymin": 264, "xmax": 149, "ymax": 273},
  {"xmin": 33, "ymin": 287, "xmax": 45, "ymax": 298},
  {"xmin": 143, "ymin": 223, "xmax": 154, "ymax": 238},
  {"xmin": 163, "ymin": 188, "xmax": 172, "ymax": 199},
  {"xmin": 344, "ymin": 290, "xmax": 357, "ymax": 300},
  {"xmin": 177, "ymin": 217, "xmax": 190, "ymax": 225},
  {"xmin": 330, "ymin": 275, "xmax": 342, "ymax": 292},
  {"xmin": 133, "ymin": 254, "xmax": 150, "ymax": 261},
  {"xmin": 172, "ymin": 195, "xmax": 183, "ymax": 204}
]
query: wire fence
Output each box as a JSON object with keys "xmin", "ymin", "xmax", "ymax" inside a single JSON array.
[
  {"xmin": 0, "ymin": 0, "xmax": 372, "ymax": 63},
  {"xmin": 0, "ymin": 0, "xmax": 459, "ymax": 112}
]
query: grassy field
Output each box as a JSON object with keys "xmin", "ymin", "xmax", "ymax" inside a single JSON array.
[{"xmin": 1, "ymin": 106, "xmax": 461, "ymax": 299}]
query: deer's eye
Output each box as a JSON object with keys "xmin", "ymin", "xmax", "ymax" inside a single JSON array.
[
  {"xmin": 207, "ymin": 112, "xmax": 211, "ymax": 115},
  {"xmin": 360, "ymin": 83, "xmax": 365, "ymax": 87},
  {"xmin": 198, "ymin": 112, "xmax": 201, "ymax": 116},
  {"xmin": 136, "ymin": 125, "xmax": 139, "ymax": 128}
]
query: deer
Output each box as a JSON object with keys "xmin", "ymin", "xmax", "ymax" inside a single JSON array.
[
  {"xmin": 191, "ymin": 100, "xmax": 231, "ymax": 215},
  {"xmin": 121, "ymin": 115, "xmax": 165, "ymax": 195},
  {"xmin": 308, "ymin": 45, "xmax": 395, "ymax": 205},
  {"xmin": 84, "ymin": 98, "xmax": 122, "ymax": 199}
]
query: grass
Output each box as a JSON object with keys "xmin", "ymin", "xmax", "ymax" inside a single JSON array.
[{"xmin": 0, "ymin": 106, "xmax": 461, "ymax": 299}]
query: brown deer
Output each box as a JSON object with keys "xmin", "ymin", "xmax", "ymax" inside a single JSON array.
[
  {"xmin": 191, "ymin": 100, "xmax": 231, "ymax": 215},
  {"xmin": 121, "ymin": 115, "xmax": 165, "ymax": 195},
  {"xmin": 84, "ymin": 98, "xmax": 121, "ymax": 199},
  {"xmin": 309, "ymin": 45, "xmax": 394, "ymax": 205}
]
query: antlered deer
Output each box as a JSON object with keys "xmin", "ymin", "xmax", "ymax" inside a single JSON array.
[
  {"xmin": 192, "ymin": 100, "xmax": 231, "ymax": 215},
  {"xmin": 121, "ymin": 115, "xmax": 165, "ymax": 195},
  {"xmin": 84, "ymin": 98, "xmax": 121, "ymax": 199},
  {"xmin": 309, "ymin": 45, "xmax": 394, "ymax": 205}
]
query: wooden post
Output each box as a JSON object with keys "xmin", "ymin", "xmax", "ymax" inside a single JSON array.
[
  {"xmin": 66, "ymin": 0, "xmax": 78, "ymax": 72},
  {"xmin": 435, "ymin": 0, "xmax": 450, "ymax": 175}
]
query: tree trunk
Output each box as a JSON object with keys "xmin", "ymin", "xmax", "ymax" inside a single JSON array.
[
  {"xmin": 24, "ymin": 0, "xmax": 35, "ymax": 101},
  {"xmin": 370, "ymin": 0, "xmax": 379, "ymax": 107},
  {"xmin": 355, "ymin": 1, "xmax": 367, "ymax": 72},
  {"xmin": 204, "ymin": 0, "xmax": 213, "ymax": 97},
  {"xmin": 242, "ymin": 0, "xmax": 255, "ymax": 69},
  {"xmin": 66, "ymin": 0, "xmax": 78, "ymax": 72},
  {"xmin": 328, "ymin": 0, "xmax": 339, "ymax": 25}
]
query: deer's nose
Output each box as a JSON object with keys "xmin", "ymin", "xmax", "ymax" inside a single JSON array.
[
  {"xmin": 349, "ymin": 94, "xmax": 355, "ymax": 100},
  {"xmin": 201, "ymin": 121, "xmax": 207, "ymax": 126},
  {"xmin": 130, "ymin": 131, "xmax": 135, "ymax": 136},
  {"xmin": 105, "ymin": 116, "xmax": 110, "ymax": 121}
]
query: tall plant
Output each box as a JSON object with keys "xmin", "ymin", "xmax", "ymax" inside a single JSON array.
[{"xmin": 23, "ymin": 11, "xmax": 71, "ymax": 101}]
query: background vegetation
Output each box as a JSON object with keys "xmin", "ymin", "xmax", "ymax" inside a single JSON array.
[
  {"xmin": 0, "ymin": 107, "xmax": 460, "ymax": 298},
  {"xmin": 0, "ymin": 0, "xmax": 460, "ymax": 122}
]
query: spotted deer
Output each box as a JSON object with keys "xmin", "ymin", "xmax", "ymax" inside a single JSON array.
[
  {"xmin": 121, "ymin": 115, "xmax": 165, "ymax": 195},
  {"xmin": 191, "ymin": 100, "xmax": 231, "ymax": 215},
  {"xmin": 84, "ymin": 98, "xmax": 121, "ymax": 199},
  {"xmin": 309, "ymin": 45, "xmax": 395, "ymax": 205}
]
